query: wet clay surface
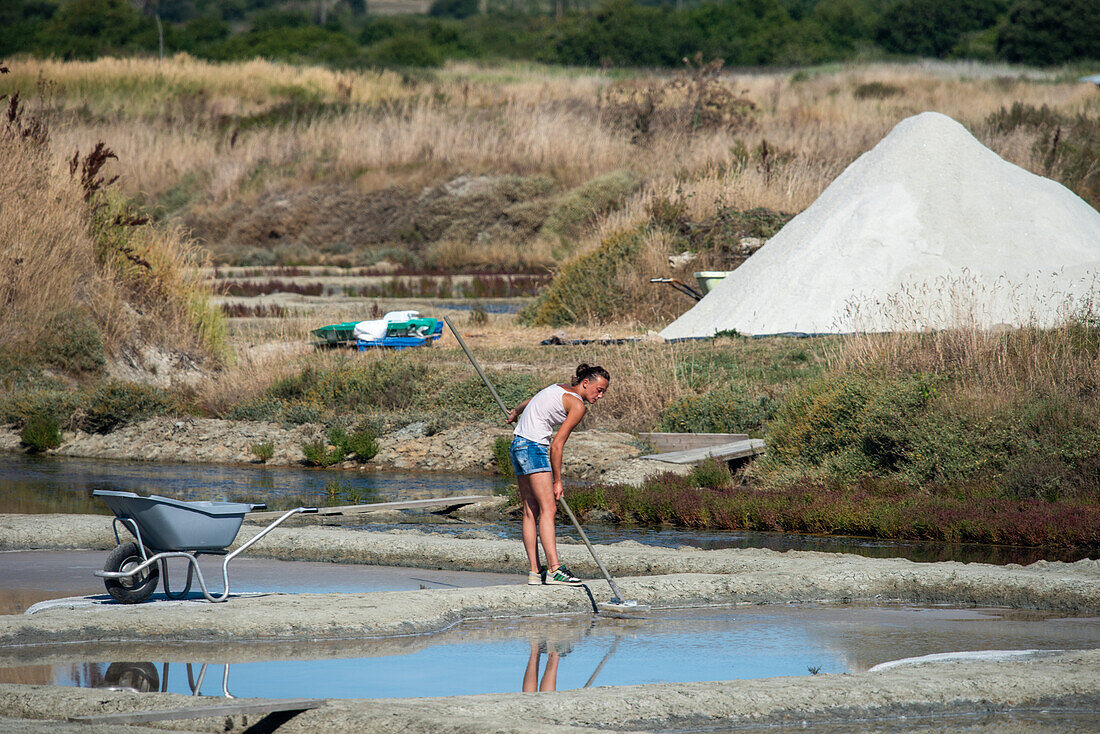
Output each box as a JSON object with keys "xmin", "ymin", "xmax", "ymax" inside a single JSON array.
[{"xmin": 0, "ymin": 550, "xmax": 522, "ymax": 615}]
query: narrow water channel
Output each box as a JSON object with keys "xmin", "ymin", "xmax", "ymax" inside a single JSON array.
[
  {"xmin": 3, "ymin": 454, "xmax": 1096, "ymax": 565},
  {"xmin": 1, "ymin": 605, "xmax": 1096, "ymax": 698}
]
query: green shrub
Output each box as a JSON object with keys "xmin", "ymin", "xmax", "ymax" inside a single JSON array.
[
  {"xmin": 35, "ymin": 309, "xmax": 106, "ymax": 374},
  {"xmin": 228, "ymin": 356, "xmax": 432, "ymax": 425},
  {"xmin": 435, "ymin": 374, "xmax": 543, "ymax": 422},
  {"xmin": 518, "ymin": 227, "xmax": 643, "ymax": 326},
  {"xmin": 852, "ymin": 82, "xmax": 904, "ymax": 99},
  {"xmin": 687, "ymin": 457, "xmax": 730, "ymax": 489},
  {"xmin": 676, "ymin": 206, "xmax": 794, "ymax": 257},
  {"xmin": 80, "ymin": 381, "xmax": 177, "ymax": 434},
  {"xmin": 493, "ymin": 435, "xmax": 514, "ymax": 477},
  {"xmin": 301, "ymin": 435, "xmax": 347, "ymax": 467},
  {"xmin": 657, "ymin": 381, "xmax": 776, "ymax": 434},
  {"xmin": 20, "ymin": 414, "xmax": 62, "ymax": 452},
  {"xmin": 345, "ymin": 427, "xmax": 380, "ymax": 461},
  {"xmin": 540, "ymin": 170, "xmax": 640, "ymax": 239},
  {"xmin": 365, "ymin": 33, "xmax": 443, "ymax": 68},
  {"xmin": 268, "ymin": 356, "xmax": 428, "ymax": 411},
  {"xmin": 250, "ymin": 440, "xmax": 275, "ymax": 462},
  {"xmin": 0, "ymin": 387, "xmax": 81, "ymax": 427},
  {"xmin": 764, "ymin": 372, "xmax": 935, "ymax": 480}
]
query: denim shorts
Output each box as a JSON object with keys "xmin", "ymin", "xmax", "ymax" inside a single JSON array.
[{"xmin": 509, "ymin": 435, "xmax": 551, "ymax": 476}]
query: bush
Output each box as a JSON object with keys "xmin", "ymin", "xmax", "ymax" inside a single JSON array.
[
  {"xmin": 345, "ymin": 427, "xmax": 380, "ymax": 462},
  {"xmin": 852, "ymin": 81, "xmax": 904, "ymax": 100},
  {"xmin": 435, "ymin": 374, "xmax": 543, "ymax": 422},
  {"xmin": 230, "ymin": 356, "xmax": 432, "ymax": 425},
  {"xmin": 0, "ymin": 387, "xmax": 82, "ymax": 428},
  {"xmin": 764, "ymin": 372, "xmax": 935, "ymax": 480},
  {"xmin": 250, "ymin": 440, "xmax": 274, "ymax": 462},
  {"xmin": 428, "ymin": 0, "xmax": 478, "ymax": 19},
  {"xmin": 301, "ymin": 440, "xmax": 334, "ymax": 467},
  {"xmin": 565, "ymin": 475, "xmax": 1100, "ymax": 547},
  {"xmin": 301, "ymin": 429, "xmax": 348, "ymax": 467},
  {"xmin": 985, "ymin": 104, "xmax": 1100, "ymax": 209},
  {"xmin": 80, "ymin": 381, "xmax": 177, "ymax": 434},
  {"xmin": 36, "ymin": 309, "xmax": 106, "ymax": 374},
  {"xmin": 518, "ymin": 228, "xmax": 643, "ymax": 326},
  {"xmin": 540, "ymin": 170, "xmax": 640, "ymax": 240},
  {"xmin": 364, "ymin": 33, "xmax": 444, "ymax": 68},
  {"xmin": 875, "ymin": 0, "xmax": 1005, "ymax": 58},
  {"xmin": 687, "ymin": 457, "xmax": 730, "ymax": 489},
  {"xmin": 493, "ymin": 435, "xmax": 514, "ymax": 478},
  {"xmin": 20, "ymin": 414, "xmax": 62, "ymax": 452},
  {"xmin": 657, "ymin": 381, "xmax": 776, "ymax": 434}
]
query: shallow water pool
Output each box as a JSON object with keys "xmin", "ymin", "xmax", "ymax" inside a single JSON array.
[{"xmin": 2, "ymin": 605, "xmax": 1096, "ymax": 698}]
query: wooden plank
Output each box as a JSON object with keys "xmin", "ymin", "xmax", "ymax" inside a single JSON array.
[
  {"xmin": 641, "ymin": 438, "xmax": 766, "ymax": 465},
  {"xmin": 69, "ymin": 697, "xmax": 325, "ymax": 725},
  {"xmin": 247, "ymin": 495, "xmax": 494, "ymax": 522},
  {"xmin": 638, "ymin": 432, "xmax": 748, "ymax": 453}
]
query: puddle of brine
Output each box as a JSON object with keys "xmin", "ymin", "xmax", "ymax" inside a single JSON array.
[{"xmin": 2, "ymin": 605, "xmax": 1097, "ymax": 698}]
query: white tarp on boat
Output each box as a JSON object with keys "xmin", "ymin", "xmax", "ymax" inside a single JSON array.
[{"xmin": 353, "ymin": 310, "xmax": 419, "ymax": 341}]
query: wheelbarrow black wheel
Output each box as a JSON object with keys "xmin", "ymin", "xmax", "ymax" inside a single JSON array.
[{"xmin": 103, "ymin": 542, "xmax": 160, "ymax": 604}]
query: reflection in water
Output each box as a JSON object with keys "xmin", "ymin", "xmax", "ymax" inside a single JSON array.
[
  {"xmin": 0, "ymin": 453, "xmax": 509, "ymax": 515},
  {"xmin": 5, "ymin": 605, "xmax": 1096, "ymax": 700},
  {"xmin": 3, "ymin": 454, "xmax": 1097, "ymax": 565},
  {"xmin": 523, "ymin": 642, "xmax": 559, "ymax": 692}
]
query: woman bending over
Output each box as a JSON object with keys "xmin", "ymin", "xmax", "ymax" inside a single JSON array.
[{"xmin": 507, "ymin": 363, "xmax": 610, "ymax": 586}]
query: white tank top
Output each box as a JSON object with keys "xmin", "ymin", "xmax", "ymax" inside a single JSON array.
[{"xmin": 514, "ymin": 384, "xmax": 580, "ymax": 445}]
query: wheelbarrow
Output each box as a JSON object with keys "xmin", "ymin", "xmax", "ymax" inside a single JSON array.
[{"xmin": 92, "ymin": 489, "xmax": 317, "ymax": 604}]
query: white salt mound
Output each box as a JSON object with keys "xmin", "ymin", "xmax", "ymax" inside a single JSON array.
[{"xmin": 660, "ymin": 112, "xmax": 1100, "ymax": 338}]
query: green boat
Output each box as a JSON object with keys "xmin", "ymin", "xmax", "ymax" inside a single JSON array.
[
  {"xmin": 311, "ymin": 312, "xmax": 443, "ymax": 349},
  {"xmin": 310, "ymin": 322, "xmax": 358, "ymax": 345}
]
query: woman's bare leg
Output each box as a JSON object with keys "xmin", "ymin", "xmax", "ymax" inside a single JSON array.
[
  {"xmin": 540, "ymin": 652, "xmax": 559, "ymax": 692},
  {"xmin": 526, "ymin": 471, "xmax": 560, "ymax": 569},
  {"xmin": 522, "ymin": 641, "xmax": 540, "ymax": 693},
  {"xmin": 518, "ymin": 473, "xmax": 542, "ymax": 574}
]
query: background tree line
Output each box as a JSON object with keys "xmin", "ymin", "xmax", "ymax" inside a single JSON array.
[{"xmin": 0, "ymin": 0, "xmax": 1096, "ymax": 68}]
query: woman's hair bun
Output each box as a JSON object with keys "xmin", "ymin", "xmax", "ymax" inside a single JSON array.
[{"xmin": 572, "ymin": 363, "xmax": 610, "ymax": 385}]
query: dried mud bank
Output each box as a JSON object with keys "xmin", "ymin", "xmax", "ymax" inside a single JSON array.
[
  {"xmin": 2, "ymin": 515, "xmax": 1099, "ymax": 636},
  {"xmin": 1, "ymin": 650, "xmax": 1098, "ymax": 734},
  {"xmin": 1, "ymin": 515, "xmax": 1099, "ymax": 733},
  {"xmin": 0, "ymin": 420, "xmax": 642, "ymax": 480}
]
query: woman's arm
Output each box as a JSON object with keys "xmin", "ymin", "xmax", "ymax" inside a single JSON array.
[
  {"xmin": 549, "ymin": 395, "xmax": 586, "ymax": 499},
  {"xmin": 506, "ymin": 398, "xmax": 533, "ymax": 424}
]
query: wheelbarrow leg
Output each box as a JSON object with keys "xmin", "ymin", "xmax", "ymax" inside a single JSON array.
[
  {"xmin": 160, "ymin": 556, "xmax": 195, "ymax": 600},
  {"xmin": 193, "ymin": 506, "xmax": 318, "ymax": 603}
]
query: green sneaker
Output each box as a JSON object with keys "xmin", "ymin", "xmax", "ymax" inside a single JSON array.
[
  {"xmin": 545, "ymin": 565, "xmax": 582, "ymax": 586},
  {"xmin": 527, "ymin": 568, "xmax": 545, "ymax": 586}
]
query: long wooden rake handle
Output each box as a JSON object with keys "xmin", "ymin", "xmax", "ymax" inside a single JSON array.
[{"xmin": 443, "ymin": 316, "xmax": 626, "ymax": 600}]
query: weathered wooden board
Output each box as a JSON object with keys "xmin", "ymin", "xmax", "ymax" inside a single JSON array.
[
  {"xmin": 638, "ymin": 432, "xmax": 749, "ymax": 453},
  {"xmin": 248, "ymin": 495, "xmax": 494, "ymax": 522},
  {"xmin": 640, "ymin": 438, "xmax": 766, "ymax": 465}
]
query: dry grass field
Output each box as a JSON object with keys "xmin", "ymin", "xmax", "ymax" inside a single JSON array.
[
  {"xmin": 3, "ymin": 56, "xmax": 1095, "ymax": 275},
  {"xmin": 2, "ymin": 56, "xmax": 1099, "ymax": 546}
]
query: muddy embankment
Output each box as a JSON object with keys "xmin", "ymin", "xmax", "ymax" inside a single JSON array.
[
  {"xmin": 0, "ymin": 419, "xmax": 665, "ymax": 482},
  {"xmin": 1, "ymin": 514, "xmax": 1099, "ymax": 732}
]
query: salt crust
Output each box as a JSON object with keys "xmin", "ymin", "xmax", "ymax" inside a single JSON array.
[{"xmin": 661, "ymin": 111, "xmax": 1100, "ymax": 337}]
